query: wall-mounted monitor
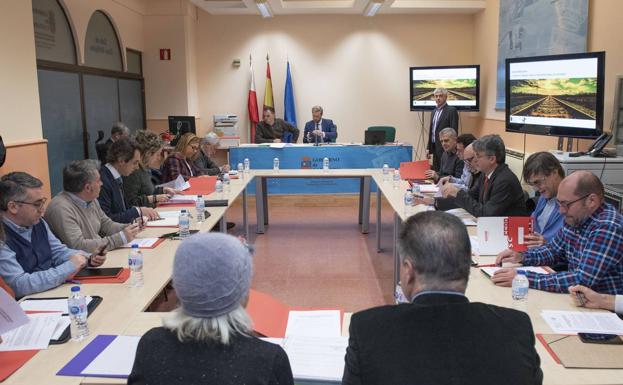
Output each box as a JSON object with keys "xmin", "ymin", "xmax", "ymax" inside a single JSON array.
[
  {"xmin": 410, "ymin": 65, "xmax": 480, "ymax": 111},
  {"xmin": 505, "ymin": 51, "xmax": 605, "ymax": 139}
]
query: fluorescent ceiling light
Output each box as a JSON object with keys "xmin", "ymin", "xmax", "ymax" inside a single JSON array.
[
  {"xmin": 256, "ymin": 0, "xmax": 273, "ymax": 17},
  {"xmin": 364, "ymin": 1, "xmax": 383, "ymax": 17}
]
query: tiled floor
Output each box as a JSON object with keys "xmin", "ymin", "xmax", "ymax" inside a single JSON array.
[{"xmin": 225, "ymin": 196, "xmax": 397, "ymax": 313}]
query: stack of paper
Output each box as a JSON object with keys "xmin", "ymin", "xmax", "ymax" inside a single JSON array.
[
  {"xmin": 145, "ymin": 210, "xmax": 181, "ymax": 227},
  {"xmin": 156, "ymin": 175, "xmax": 190, "ymax": 191},
  {"xmin": 541, "ymin": 310, "xmax": 623, "ymax": 335},
  {"xmin": 0, "ymin": 313, "xmax": 61, "ymax": 351},
  {"xmin": 446, "ymin": 208, "xmax": 477, "ymax": 226}
]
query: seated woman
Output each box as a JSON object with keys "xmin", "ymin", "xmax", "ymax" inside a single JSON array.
[
  {"xmin": 194, "ymin": 132, "xmax": 231, "ymax": 176},
  {"xmin": 128, "ymin": 233, "xmax": 294, "ymax": 385},
  {"xmin": 123, "ymin": 131, "xmax": 177, "ymax": 208},
  {"xmin": 161, "ymin": 133, "xmax": 204, "ymax": 182}
]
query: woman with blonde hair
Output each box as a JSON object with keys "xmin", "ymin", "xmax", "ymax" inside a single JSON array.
[
  {"xmin": 128, "ymin": 233, "xmax": 294, "ymax": 384},
  {"xmin": 123, "ymin": 130, "xmax": 176, "ymax": 207},
  {"xmin": 161, "ymin": 133, "xmax": 204, "ymax": 182}
]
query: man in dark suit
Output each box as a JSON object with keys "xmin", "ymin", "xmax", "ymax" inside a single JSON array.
[
  {"xmin": 427, "ymin": 88, "xmax": 458, "ymax": 172},
  {"xmin": 99, "ymin": 138, "xmax": 158, "ymax": 223},
  {"xmin": 342, "ymin": 211, "xmax": 543, "ymax": 385},
  {"xmin": 303, "ymin": 106, "xmax": 337, "ymax": 144},
  {"xmin": 97, "ymin": 122, "xmax": 130, "ymax": 163},
  {"xmin": 434, "ymin": 134, "xmax": 527, "ymax": 217}
]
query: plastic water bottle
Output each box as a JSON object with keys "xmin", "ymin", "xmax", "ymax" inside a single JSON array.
[
  {"xmin": 215, "ymin": 180, "xmax": 223, "ymax": 198},
  {"xmin": 243, "ymin": 158, "xmax": 250, "ymax": 174},
  {"xmin": 128, "ymin": 244, "xmax": 144, "ymax": 287},
  {"xmin": 195, "ymin": 195, "xmax": 205, "ymax": 223},
  {"xmin": 512, "ymin": 270, "xmax": 529, "ymax": 302},
  {"xmin": 237, "ymin": 162, "xmax": 244, "ymax": 179},
  {"xmin": 382, "ymin": 164, "xmax": 389, "ymax": 182},
  {"xmin": 273, "ymin": 157, "xmax": 280, "ymax": 173},
  {"xmin": 222, "ymin": 172, "xmax": 231, "ymax": 193},
  {"xmin": 322, "ymin": 157, "xmax": 329, "ymax": 173},
  {"xmin": 404, "ymin": 189, "xmax": 414, "ymax": 215},
  {"xmin": 178, "ymin": 209, "xmax": 190, "ymax": 239},
  {"xmin": 68, "ymin": 286, "xmax": 89, "ymax": 341},
  {"xmin": 412, "ymin": 184, "xmax": 420, "ymax": 196},
  {"xmin": 393, "ymin": 170, "xmax": 401, "ymax": 189}
]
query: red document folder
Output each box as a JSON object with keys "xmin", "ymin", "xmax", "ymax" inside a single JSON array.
[
  {"xmin": 0, "ymin": 350, "xmax": 39, "ymax": 381},
  {"xmin": 185, "ymin": 176, "xmax": 217, "ymax": 195},
  {"xmin": 399, "ymin": 160, "xmax": 430, "ymax": 180}
]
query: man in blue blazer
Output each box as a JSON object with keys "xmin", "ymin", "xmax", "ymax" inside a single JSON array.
[
  {"xmin": 303, "ymin": 106, "xmax": 337, "ymax": 144},
  {"xmin": 99, "ymin": 138, "xmax": 159, "ymax": 224}
]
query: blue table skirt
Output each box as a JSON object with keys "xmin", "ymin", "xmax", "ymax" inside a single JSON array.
[{"xmin": 230, "ymin": 145, "xmax": 412, "ymax": 194}]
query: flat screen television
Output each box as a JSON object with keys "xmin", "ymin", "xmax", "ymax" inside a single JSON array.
[
  {"xmin": 505, "ymin": 51, "xmax": 605, "ymax": 138},
  {"xmin": 410, "ymin": 65, "xmax": 480, "ymax": 111},
  {"xmin": 168, "ymin": 116, "xmax": 196, "ymax": 136}
]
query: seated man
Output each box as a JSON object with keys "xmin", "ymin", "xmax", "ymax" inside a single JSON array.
[
  {"xmin": 342, "ymin": 211, "xmax": 542, "ymax": 384},
  {"xmin": 522, "ymin": 152, "xmax": 565, "ymax": 247},
  {"xmin": 98, "ymin": 121, "xmax": 130, "ymax": 163},
  {"xmin": 438, "ymin": 133, "xmax": 477, "ymax": 190},
  {"xmin": 494, "ymin": 171, "xmax": 623, "ymax": 294},
  {"xmin": 45, "ymin": 160, "xmax": 141, "ymax": 253},
  {"xmin": 254, "ymin": 107, "xmax": 300, "ymax": 144},
  {"xmin": 569, "ymin": 285, "xmax": 623, "ymax": 315},
  {"xmin": 428, "ymin": 134, "xmax": 526, "ymax": 217},
  {"xmin": 194, "ymin": 132, "xmax": 230, "ymax": 176},
  {"xmin": 0, "ymin": 172, "xmax": 99, "ymax": 298},
  {"xmin": 99, "ymin": 138, "xmax": 158, "ymax": 223},
  {"xmin": 424, "ymin": 127, "xmax": 463, "ymax": 182},
  {"xmin": 303, "ymin": 105, "xmax": 337, "ymax": 144}
]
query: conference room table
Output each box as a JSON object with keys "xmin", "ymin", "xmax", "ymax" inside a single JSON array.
[{"xmin": 7, "ymin": 169, "xmax": 623, "ymax": 384}]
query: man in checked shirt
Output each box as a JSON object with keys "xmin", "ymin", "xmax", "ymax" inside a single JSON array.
[{"xmin": 492, "ymin": 171, "xmax": 623, "ymax": 294}]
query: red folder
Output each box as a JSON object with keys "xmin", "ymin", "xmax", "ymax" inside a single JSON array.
[
  {"xmin": 506, "ymin": 217, "xmax": 533, "ymax": 252},
  {"xmin": 399, "ymin": 160, "xmax": 430, "ymax": 180},
  {"xmin": 247, "ymin": 289, "xmax": 290, "ymax": 338},
  {"xmin": 185, "ymin": 176, "xmax": 217, "ymax": 195},
  {"xmin": 246, "ymin": 289, "xmax": 344, "ymax": 338},
  {"xmin": 0, "ymin": 350, "xmax": 39, "ymax": 381}
]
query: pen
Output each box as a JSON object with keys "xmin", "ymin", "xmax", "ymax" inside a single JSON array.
[
  {"xmin": 476, "ymin": 263, "xmax": 498, "ymax": 268},
  {"xmin": 67, "ymin": 280, "xmax": 82, "ymax": 285}
]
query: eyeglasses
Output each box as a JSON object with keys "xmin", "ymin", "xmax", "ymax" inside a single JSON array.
[
  {"xmin": 14, "ymin": 198, "xmax": 48, "ymax": 210},
  {"xmin": 526, "ymin": 177, "xmax": 547, "ymax": 187},
  {"xmin": 557, "ymin": 194, "xmax": 590, "ymax": 210},
  {"xmin": 463, "ymin": 156, "xmax": 475, "ymax": 163}
]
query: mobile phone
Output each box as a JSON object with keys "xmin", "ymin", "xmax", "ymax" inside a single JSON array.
[{"xmin": 578, "ymin": 333, "xmax": 623, "ymax": 345}]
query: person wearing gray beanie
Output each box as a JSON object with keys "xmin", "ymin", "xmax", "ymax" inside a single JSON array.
[{"xmin": 128, "ymin": 233, "xmax": 293, "ymax": 385}]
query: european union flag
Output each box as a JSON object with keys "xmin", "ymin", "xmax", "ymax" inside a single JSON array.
[{"xmin": 284, "ymin": 61, "xmax": 297, "ymax": 127}]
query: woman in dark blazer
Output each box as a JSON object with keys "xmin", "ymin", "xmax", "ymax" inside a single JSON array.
[
  {"xmin": 128, "ymin": 233, "xmax": 294, "ymax": 385},
  {"xmin": 161, "ymin": 133, "xmax": 205, "ymax": 182}
]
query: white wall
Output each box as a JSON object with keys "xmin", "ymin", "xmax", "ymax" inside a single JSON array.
[{"xmin": 192, "ymin": 13, "xmax": 475, "ymax": 148}]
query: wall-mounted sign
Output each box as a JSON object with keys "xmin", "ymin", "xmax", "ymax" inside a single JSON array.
[{"xmin": 160, "ymin": 49, "xmax": 171, "ymax": 61}]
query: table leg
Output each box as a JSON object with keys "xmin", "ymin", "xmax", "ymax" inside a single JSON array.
[
  {"xmin": 358, "ymin": 178, "xmax": 364, "ymax": 225},
  {"xmin": 243, "ymin": 186, "xmax": 249, "ymax": 241},
  {"xmin": 361, "ymin": 176, "xmax": 371, "ymax": 234},
  {"xmin": 255, "ymin": 176, "xmax": 265, "ymax": 234},
  {"xmin": 220, "ymin": 214, "xmax": 226, "ymax": 232},
  {"xmin": 262, "ymin": 177, "xmax": 269, "ymax": 226},
  {"xmin": 376, "ymin": 186, "xmax": 382, "ymax": 252},
  {"xmin": 393, "ymin": 212, "xmax": 401, "ymax": 290}
]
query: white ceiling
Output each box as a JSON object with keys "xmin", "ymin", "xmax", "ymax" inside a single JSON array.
[{"xmin": 189, "ymin": 0, "xmax": 486, "ymax": 16}]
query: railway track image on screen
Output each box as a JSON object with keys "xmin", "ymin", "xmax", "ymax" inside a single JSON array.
[
  {"xmin": 412, "ymin": 79, "xmax": 477, "ymax": 102},
  {"xmin": 509, "ymin": 78, "xmax": 597, "ymax": 120}
]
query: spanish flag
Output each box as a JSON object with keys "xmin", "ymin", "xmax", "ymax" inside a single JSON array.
[{"xmin": 263, "ymin": 54, "xmax": 274, "ymax": 112}]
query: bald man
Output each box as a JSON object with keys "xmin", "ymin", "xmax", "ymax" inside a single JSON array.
[{"xmin": 492, "ymin": 171, "xmax": 623, "ymax": 294}]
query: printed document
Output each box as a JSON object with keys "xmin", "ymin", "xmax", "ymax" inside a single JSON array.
[
  {"xmin": 0, "ymin": 313, "xmax": 61, "ymax": 351},
  {"xmin": 0, "ymin": 289, "xmax": 28, "ymax": 335},
  {"xmin": 541, "ymin": 310, "xmax": 623, "ymax": 335},
  {"xmin": 285, "ymin": 310, "xmax": 341, "ymax": 337}
]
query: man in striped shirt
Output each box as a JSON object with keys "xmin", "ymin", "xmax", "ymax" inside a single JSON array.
[{"xmin": 492, "ymin": 171, "xmax": 623, "ymax": 294}]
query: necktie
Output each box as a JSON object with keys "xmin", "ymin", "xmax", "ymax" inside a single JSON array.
[
  {"xmin": 432, "ymin": 108, "xmax": 442, "ymax": 143},
  {"xmin": 117, "ymin": 178, "xmax": 127, "ymax": 210},
  {"xmin": 482, "ymin": 176, "xmax": 489, "ymax": 202}
]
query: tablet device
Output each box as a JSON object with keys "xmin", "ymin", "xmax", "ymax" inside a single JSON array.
[{"xmin": 74, "ymin": 267, "xmax": 123, "ymax": 279}]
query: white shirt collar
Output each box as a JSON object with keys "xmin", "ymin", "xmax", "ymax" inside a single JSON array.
[{"xmin": 105, "ymin": 163, "xmax": 122, "ymax": 180}]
